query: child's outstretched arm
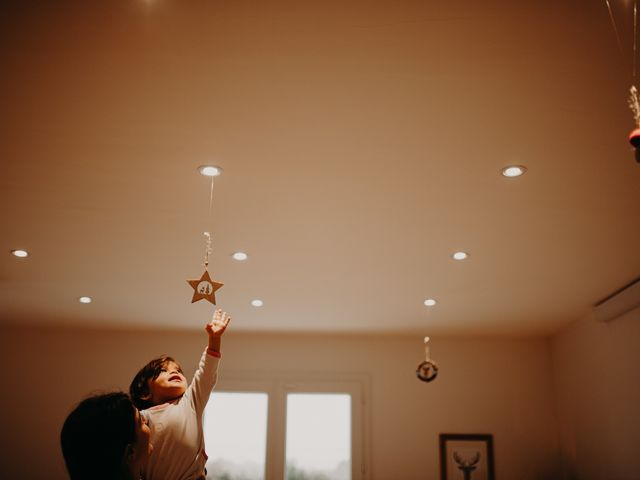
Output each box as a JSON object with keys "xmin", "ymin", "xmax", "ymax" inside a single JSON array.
[
  {"xmin": 185, "ymin": 309, "xmax": 231, "ymax": 412},
  {"xmin": 205, "ymin": 308, "xmax": 231, "ymax": 354}
]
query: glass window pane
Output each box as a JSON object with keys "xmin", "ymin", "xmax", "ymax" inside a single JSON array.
[
  {"xmin": 204, "ymin": 392, "xmax": 268, "ymax": 480},
  {"xmin": 285, "ymin": 393, "xmax": 351, "ymax": 480}
]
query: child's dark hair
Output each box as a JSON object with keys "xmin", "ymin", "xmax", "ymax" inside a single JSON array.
[
  {"xmin": 129, "ymin": 355, "xmax": 178, "ymax": 410},
  {"xmin": 60, "ymin": 392, "xmax": 136, "ymax": 480}
]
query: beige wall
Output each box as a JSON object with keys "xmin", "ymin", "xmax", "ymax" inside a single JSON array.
[
  {"xmin": 552, "ymin": 307, "xmax": 640, "ymax": 480},
  {"xmin": 0, "ymin": 325, "xmax": 559, "ymax": 479}
]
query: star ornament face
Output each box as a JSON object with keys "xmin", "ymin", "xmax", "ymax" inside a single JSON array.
[{"xmin": 187, "ymin": 269, "xmax": 223, "ymax": 304}]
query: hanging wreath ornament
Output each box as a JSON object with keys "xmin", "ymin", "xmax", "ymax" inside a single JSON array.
[
  {"xmin": 603, "ymin": 0, "xmax": 640, "ymax": 162},
  {"xmin": 628, "ymin": 0, "xmax": 640, "ymax": 162},
  {"xmin": 187, "ymin": 166, "xmax": 224, "ymax": 304},
  {"xmin": 628, "ymin": 86, "xmax": 640, "ymax": 160},
  {"xmin": 416, "ymin": 336, "xmax": 439, "ymax": 383}
]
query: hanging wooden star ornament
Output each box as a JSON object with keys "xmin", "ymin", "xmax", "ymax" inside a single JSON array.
[
  {"xmin": 187, "ymin": 269, "xmax": 224, "ymax": 305},
  {"xmin": 187, "ymin": 170, "xmax": 226, "ymax": 305}
]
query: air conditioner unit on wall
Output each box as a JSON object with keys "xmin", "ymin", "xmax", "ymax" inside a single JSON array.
[{"xmin": 593, "ymin": 276, "xmax": 640, "ymax": 322}]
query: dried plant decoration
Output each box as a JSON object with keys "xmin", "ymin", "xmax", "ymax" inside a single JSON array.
[
  {"xmin": 629, "ymin": 86, "xmax": 640, "ymax": 128},
  {"xmin": 628, "ymin": 86, "xmax": 640, "ymax": 156}
]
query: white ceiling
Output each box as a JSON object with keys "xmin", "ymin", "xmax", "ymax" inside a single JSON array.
[{"xmin": 1, "ymin": 0, "xmax": 639, "ymax": 336}]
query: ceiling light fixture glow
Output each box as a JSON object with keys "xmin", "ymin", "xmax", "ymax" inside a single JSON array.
[
  {"xmin": 198, "ymin": 165, "xmax": 223, "ymax": 177},
  {"xmin": 251, "ymin": 299, "xmax": 264, "ymax": 307},
  {"xmin": 78, "ymin": 296, "xmax": 92, "ymax": 304},
  {"xmin": 232, "ymin": 252, "xmax": 248, "ymax": 261},
  {"xmin": 11, "ymin": 249, "xmax": 29, "ymax": 258},
  {"xmin": 501, "ymin": 165, "xmax": 527, "ymax": 177},
  {"xmin": 424, "ymin": 298, "xmax": 437, "ymax": 307},
  {"xmin": 452, "ymin": 251, "xmax": 468, "ymax": 260}
]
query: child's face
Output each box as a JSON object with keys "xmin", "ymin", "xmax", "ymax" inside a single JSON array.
[{"xmin": 147, "ymin": 361, "xmax": 187, "ymax": 405}]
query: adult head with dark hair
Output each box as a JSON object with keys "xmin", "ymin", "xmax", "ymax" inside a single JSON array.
[
  {"xmin": 60, "ymin": 392, "xmax": 153, "ymax": 480},
  {"xmin": 129, "ymin": 355, "xmax": 186, "ymax": 410}
]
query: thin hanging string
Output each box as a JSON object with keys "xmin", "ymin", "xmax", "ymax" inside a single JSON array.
[
  {"xmin": 203, "ymin": 176, "xmax": 215, "ymax": 268},
  {"xmin": 634, "ymin": 0, "xmax": 637, "ymax": 81},
  {"xmin": 604, "ymin": 0, "xmax": 624, "ymax": 53},
  {"xmin": 424, "ymin": 336, "xmax": 431, "ymax": 361},
  {"xmin": 631, "ymin": 2, "xmax": 640, "ymax": 128}
]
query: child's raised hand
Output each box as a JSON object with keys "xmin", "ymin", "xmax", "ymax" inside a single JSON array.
[{"xmin": 205, "ymin": 308, "xmax": 231, "ymax": 338}]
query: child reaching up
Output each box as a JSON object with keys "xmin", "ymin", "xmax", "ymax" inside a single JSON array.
[{"xmin": 129, "ymin": 308, "xmax": 231, "ymax": 480}]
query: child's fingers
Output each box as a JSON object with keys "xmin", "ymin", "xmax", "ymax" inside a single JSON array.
[
  {"xmin": 217, "ymin": 311, "xmax": 230, "ymax": 325},
  {"xmin": 206, "ymin": 310, "xmax": 231, "ymax": 331}
]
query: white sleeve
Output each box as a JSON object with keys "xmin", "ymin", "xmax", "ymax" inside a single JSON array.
[{"xmin": 183, "ymin": 348, "xmax": 221, "ymax": 413}]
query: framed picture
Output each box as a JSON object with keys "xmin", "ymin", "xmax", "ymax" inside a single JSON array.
[{"xmin": 439, "ymin": 433, "xmax": 495, "ymax": 480}]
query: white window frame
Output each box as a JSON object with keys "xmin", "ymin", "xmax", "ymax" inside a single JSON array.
[{"xmin": 212, "ymin": 372, "xmax": 370, "ymax": 480}]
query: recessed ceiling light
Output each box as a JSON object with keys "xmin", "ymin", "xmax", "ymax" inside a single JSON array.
[
  {"xmin": 232, "ymin": 252, "xmax": 248, "ymax": 261},
  {"xmin": 452, "ymin": 251, "xmax": 468, "ymax": 260},
  {"xmin": 424, "ymin": 298, "xmax": 437, "ymax": 307},
  {"xmin": 501, "ymin": 165, "xmax": 527, "ymax": 177},
  {"xmin": 251, "ymin": 299, "xmax": 264, "ymax": 307},
  {"xmin": 198, "ymin": 165, "xmax": 223, "ymax": 177},
  {"xmin": 11, "ymin": 249, "xmax": 29, "ymax": 258},
  {"xmin": 78, "ymin": 296, "xmax": 92, "ymax": 304}
]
